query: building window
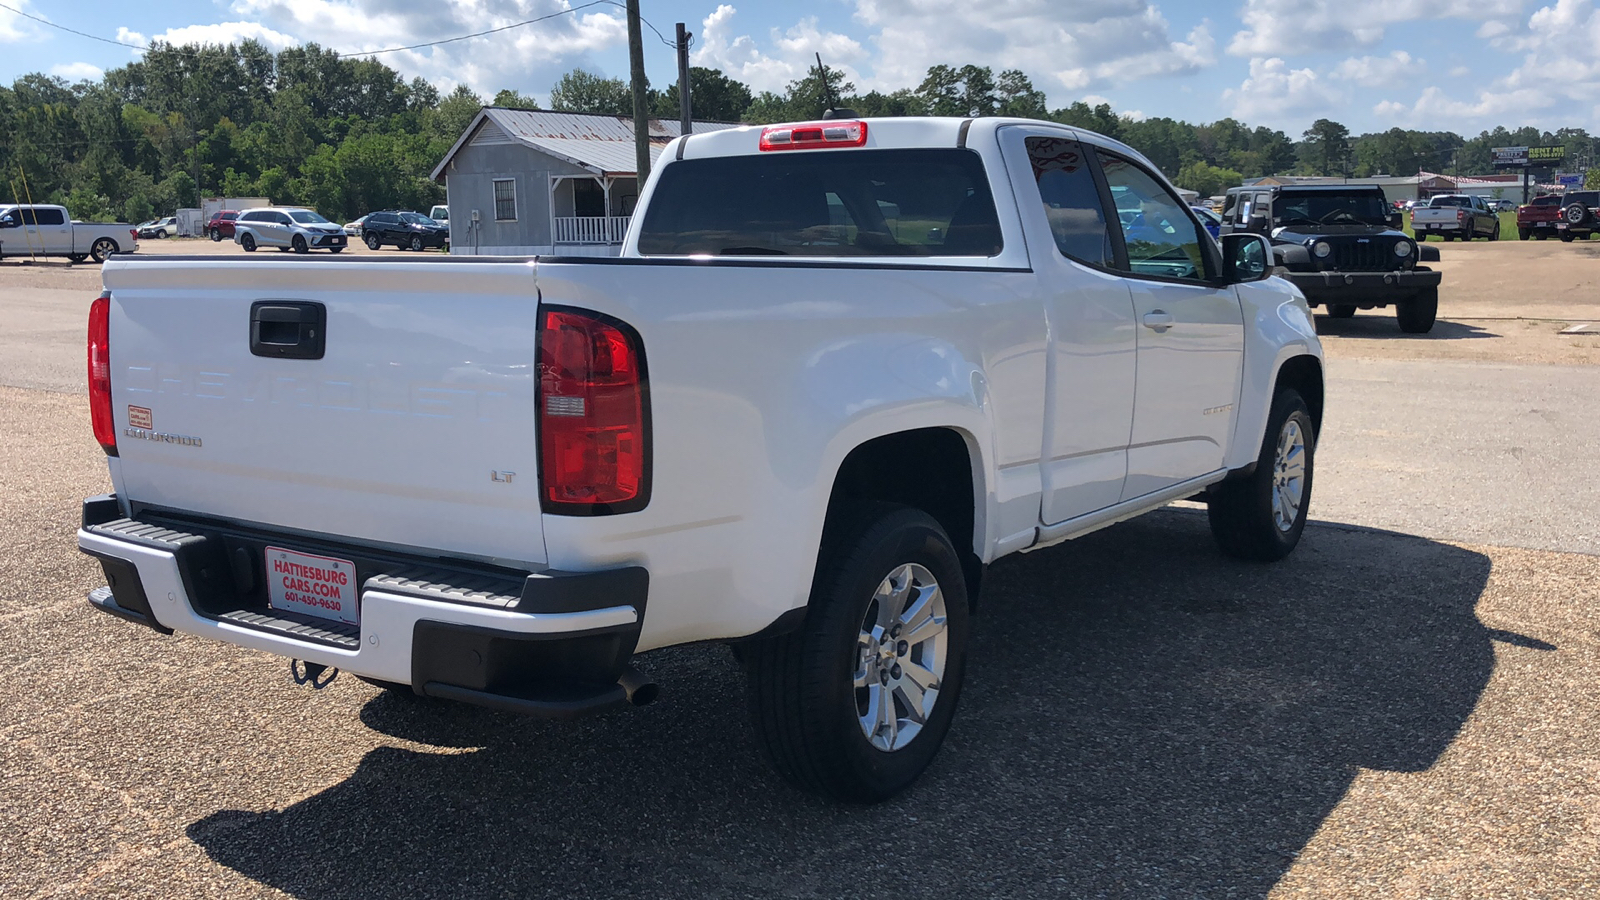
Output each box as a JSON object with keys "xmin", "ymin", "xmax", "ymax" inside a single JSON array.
[{"xmin": 493, "ymin": 179, "xmax": 517, "ymax": 221}]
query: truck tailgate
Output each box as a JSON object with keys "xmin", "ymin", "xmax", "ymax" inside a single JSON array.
[{"xmin": 101, "ymin": 257, "xmax": 546, "ymax": 567}]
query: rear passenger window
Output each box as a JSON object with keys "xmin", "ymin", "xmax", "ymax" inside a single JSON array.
[
  {"xmin": 33, "ymin": 208, "xmax": 65, "ymax": 225},
  {"xmin": 1024, "ymin": 136, "xmax": 1112, "ymax": 267}
]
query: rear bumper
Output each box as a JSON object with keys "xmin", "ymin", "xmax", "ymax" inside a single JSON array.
[
  {"xmin": 77, "ymin": 495, "xmax": 648, "ymax": 718},
  {"xmin": 1287, "ymin": 268, "xmax": 1441, "ymax": 304}
]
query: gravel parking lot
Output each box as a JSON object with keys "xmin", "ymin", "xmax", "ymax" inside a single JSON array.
[{"xmin": 3, "ymin": 238, "xmax": 1599, "ymax": 898}]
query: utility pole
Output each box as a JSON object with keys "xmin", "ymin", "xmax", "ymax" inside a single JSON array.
[
  {"xmin": 626, "ymin": 0, "xmax": 650, "ymax": 187},
  {"xmin": 675, "ymin": 22, "xmax": 692, "ymax": 135}
]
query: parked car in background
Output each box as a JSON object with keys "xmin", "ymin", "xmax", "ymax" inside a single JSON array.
[
  {"xmin": 1557, "ymin": 190, "xmax": 1599, "ymax": 242},
  {"xmin": 0, "ymin": 203, "xmax": 137, "ymax": 262},
  {"xmin": 429, "ymin": 204, "xmax": 451, "ymax": 246},
  {"xmin": 342, "ymin": 215, "xmax": 367, "ymax": 236},
  {"xmin": 1191, "ymin": 205, "xmax": 1221, "ymax": 239},
  {"xmin": 207, "ymin": 210, "xmax": 240, "ymax": 242},
  {"xmin": 1492, "ymin": 199, "xmax": 1517, "ymax": 213},
  {"xmin": 1412, "ymin": 194, "xmax": 1499, "ymax": 241},
  {"xmin": 1517, "ymin": 195, "xmax": 1563, "ymax": 240},
  {"xmin": 233, "ymin": 207, "xmax": 347, "ymax": 253},
  {"xmin": 138, "ymin": 216, "xmax": 179, "ymax": 239},
  {"xmin": 361, "ymin": 210, "xmax": 448, "ymax": 251}
]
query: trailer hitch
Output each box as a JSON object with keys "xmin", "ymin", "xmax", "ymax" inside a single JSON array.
[{"xmin": 290, "ymin": 659, "xmax": 339, "ymax": 690}]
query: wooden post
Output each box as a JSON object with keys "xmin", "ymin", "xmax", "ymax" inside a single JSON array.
[
  {"xmin": 676, "ymin": 23, "xmax": 692, "ymax": 135},
  {"xmin": 627, "ymin": 0, "xmax": 650, "ymax": 187}
]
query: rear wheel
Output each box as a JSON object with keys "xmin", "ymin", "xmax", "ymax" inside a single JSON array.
[
  {"xmin": 1327, "ymin": 305, "xmax": 1357, "ymax": 319},
  {"xmin": 292, "ymin": 234, "xmax": 309, "ymax": 254},
  {"xmin": 67, "ymin": 253, "xmax": 87, "ymax": 263},
  {"xmin": 744, "ymin": 504, "xmax": 969, "ymax": 802},
  {"xmin": 1519, "ymin": 228, "xmax": 1531, "ymax": 241},
  {"xmin": 240, "ymin": 233, "xmax": 257, "ymax": 252},
  {"xmin": 1536, "ymin": 231, "xmax": 1549, "ymax": 241},
  {"xmin": 89, "ymin": 238, "xmax": 118, "ymax": 263},
  {"xmin": 1443, "ymin": 233, "xmax": 1455, "ymax": 242},
  {"xmin": 1561, "ymin": 232, "xmax": 1576, "ymax": 243},
  {"xmin": 1397, "ymin": 287, "xmax": 1438, "ymax": 334},
  {"xmin": 365, "ymin": 232, "xmax": 381, "ymax": 250},
  {"xmin": 1208, "ymin": 388, "xmax": 1314, "ymax": 561},
  {"xmin": 1491, "ymin": 222, "xmax": 1500, "ymax": 241}
]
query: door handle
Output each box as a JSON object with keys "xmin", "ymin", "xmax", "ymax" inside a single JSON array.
[
  {"xmin": 1142, "ymin": 311, "xmax": 1175, "ymax": 332},
  {"xmin": 250, "ymin": 300, "xmax": 327, "ymax": 359}
]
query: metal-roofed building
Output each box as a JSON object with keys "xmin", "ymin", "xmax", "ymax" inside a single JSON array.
[{"xmin": 431, "ymin": 107, "xmax": 740, "ymax": 255}]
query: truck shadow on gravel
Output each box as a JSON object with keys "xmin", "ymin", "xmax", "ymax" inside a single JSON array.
[
  {"xmin": 188, "ymin": 509, "xmax": 1495, "ymax": 900},
  {"xmin": 1313, "ymin": 316, "xmax": 1497, "ymax": 340}
]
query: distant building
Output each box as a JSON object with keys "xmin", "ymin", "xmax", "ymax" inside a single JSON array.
[{"xmin": 430, "ymin": 108, "xmax": 738, "ymax": 256}]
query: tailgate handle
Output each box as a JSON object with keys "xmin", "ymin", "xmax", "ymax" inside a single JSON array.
[{"xmin": 250, "ymin": 301, "xmax": 326, "ymax": 360}]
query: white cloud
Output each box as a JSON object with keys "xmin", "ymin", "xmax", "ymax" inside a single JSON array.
[
  {"xmin": 225, "ymin": 0, "xmax": 628, "ymax": 99},
  {"xmin": 854, "ymin": 0, "xmax": 1215, "ymax": 100},
  {"xmin": 1333, "ymin": 51, "xmax": 1426, "ymax": 87},
  {"xmin": 693, "ymin": 5, "xmax": 868, "ymax": 94},
  {"xmin": 143, "ymin": 21, "xmax": 299, "ymax": 51},
  {"xmin": 1229, "ymin": 0, "xmax": 1528, "ymax": 56},
  {"xmin": 116, "ymin": 27, "xmax": 147, "ymax": 46},
  {"xmin": 1223, "ymin": 57, "xmax": 1341, "ymax": 121},
  {"xmin": 50, "ymin": 62, "xmax": 105, "ymax": 81},
  {"xmin": 1, "ymin": 0, "xmax": 43, "ymax": 43},
  {"xmin": 1380, "ymin": 0, "xmax": 1600, "ymax": 128}
]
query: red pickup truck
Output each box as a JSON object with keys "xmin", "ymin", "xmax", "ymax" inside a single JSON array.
[{"xmin": 1517, "ymin": 195, "xmax": 1563, "ymax": 240}]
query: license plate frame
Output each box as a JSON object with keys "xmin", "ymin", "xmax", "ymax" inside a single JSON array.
[{"xmin": 265, "ymin": 546, "xmax": 359, "ymax": 626}]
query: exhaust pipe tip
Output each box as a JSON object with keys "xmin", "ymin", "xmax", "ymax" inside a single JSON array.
[{"xmin": 618, "ymin": 665, "xmax": 659, "ymax": 707}]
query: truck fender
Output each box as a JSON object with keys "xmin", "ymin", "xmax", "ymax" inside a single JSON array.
[
  {"xmin": 1418, "ymin": 244, "xmax": 1440, "ymax": 263},
  {"xmin": 1272, "ymin": 243, "xmax": 1310, "ymax": 267},
  {"xmin": 1225, "ymin": 280, "xmax": 1323, "ymax": 473}
]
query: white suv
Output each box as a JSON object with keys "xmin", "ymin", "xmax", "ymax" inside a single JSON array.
[{"xmin": 233, "ymin": 208, "xmax": 348, "ymax": 254}]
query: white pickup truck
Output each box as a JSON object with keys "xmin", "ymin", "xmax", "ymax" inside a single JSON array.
[
  {"xmin": 77, "ymin": 116, "xmax": 1323, "ymax": 801},
  {"xmin": 1411, "ymin": 194, "xmax": 1500, "ymax": 241},
  {"xmin": 0, "ymin": 204, "xmax": 138, "ymax": 262}
]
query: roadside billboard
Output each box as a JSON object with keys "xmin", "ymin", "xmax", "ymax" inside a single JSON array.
[{"xmin": 1493, "ymin": 146, "xmax": 1566, "ymax": 168}]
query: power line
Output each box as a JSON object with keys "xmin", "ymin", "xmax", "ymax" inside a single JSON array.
[{"xmin": 0, "ymin": 1, "xmax": 687, "ymax": 58}]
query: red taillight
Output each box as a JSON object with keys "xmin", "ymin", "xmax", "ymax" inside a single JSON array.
[
  {"xmin": 88, "ymin": 294, "xmax": 117, "ymax": 456},
  {"xmin": 759, "ymin": 120, "xmax": 867, "ymax": 151},
  {"xmin": 537, "ymin": 307, "xmax": 649, "ymax": 514},
  {"xmin": 129, "ymin": 229, "xmax": 137, "ymax": 241}
]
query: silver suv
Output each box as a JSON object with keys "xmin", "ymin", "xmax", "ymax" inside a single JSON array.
[{"xmin": 234, "ymin": 208, "xmax": 348, "ymax": 254}]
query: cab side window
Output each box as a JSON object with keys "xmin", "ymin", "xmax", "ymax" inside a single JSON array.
[
  {"xmin": 1096, "ymin": 152, "xmax": 1209, "ymax": 282},
  {"xmin": 1023, "ymin": 135, "xmax": 1112, "ymax": 267},
  {"xmin": 34, "ymin": 208, "xmax": 65, "ymax": 225}
]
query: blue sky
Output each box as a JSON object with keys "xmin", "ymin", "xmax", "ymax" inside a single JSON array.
[{"xmin": 3, "ymin": 0, "xmax": 1597, "ymax": 137}]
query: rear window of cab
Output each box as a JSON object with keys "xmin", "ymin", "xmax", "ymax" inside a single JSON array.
[{"xmin": 636, "ymin": 148, "xmax": 1003, "ymax": 258}]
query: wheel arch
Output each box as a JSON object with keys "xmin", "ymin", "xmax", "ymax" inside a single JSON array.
[
  {"xmin": 1275, "ymin": 354, "xmax": 1324, "ymax": 437},
  {"xmin": 820, "ymin": 426, "xmax": 987, "ymax": 613}
]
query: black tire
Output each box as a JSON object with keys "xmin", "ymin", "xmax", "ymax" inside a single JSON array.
[
  {"xmin": 240, "ymin": 233, "xmax": 257, "ymax": 252},
  {"xmin": 329, "ymin": 246, "xmax": 344, "ymax": 254},
  {"xmin": 1561, "ymin": 232, "xmax": 1576, "ymax": 243},
  {"xmin": 745, "ymin": 504, "xmax": 970, "ymax": 802},
  {"xmin": 210, "ymin": 228, "xmax": 222, "ymax": 242},
  {"xmin": 365, "ymin": 232, "xmax": 381, "ymax": 250},
  {"xmin": 1207, "ymin": 389, "xmax": 1315, "ymax": 562},
  {"xmin": 292, "ymin": 234, "xmax": 309, "ymax": 254},
  {"xmin": 67, "ymin": 253, "xmax": 87, "ymax": 263},
  {"xmin": 1443, "ymin": 233, "xmax": 1455, "ymax": 242},
  {"xmin": 1491, "ymin": 222, "xmax": 1500, "ymax": 241},
  {"xmin": 1397, "ymin": 287, "xmax": 1438, "ymax": 334},
  {"xmin": 410, "ymin": 234, "xmax": 424, "ymax": 252},
  {"xmin": 89, "ymin": 238, "xmax": 118, "ymax": 263},
  {"xmin": 1536, "ymin": 231, "xmax": 1549, "ymax": 241},
  {"xmin": 1327, "ymin": 305, "xmax": 1357, "ymax": 319},
  {"xmin": 1413, "ymin": 232, "xmax": 1426, "ymax": 242},
  {"xmin": 1460, "ymin": 226, "xmax": 1472, "ymax": 242},
  {"xmin": 1519, "ymin": 228, "xmax": 1530, "ymax": 241}
]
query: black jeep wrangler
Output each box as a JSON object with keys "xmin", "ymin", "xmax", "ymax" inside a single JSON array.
[{"xmin": 1221, "ymin": 184, "xmax": 1443, "ymax": 333}]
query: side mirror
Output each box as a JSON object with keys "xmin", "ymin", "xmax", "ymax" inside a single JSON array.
[
  {"xmin": 1221, "ymin": 233, "xmax": 1273, "ymax": 284},
  {"xmin": 0, "ymin": 215, "xmax": 16, "ymax": 229}
]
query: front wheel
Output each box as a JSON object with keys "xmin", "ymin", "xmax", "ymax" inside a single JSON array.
[
  {"xmin": 1208, "ymin": 389, "xmax": 1315, "ymax": 561},
  {"xmin": 1491, "ymin": 223, "xmax": 1500, "ymax": 241},
  {"xmin": 1561, "ymin": 232, "xmax": 1576, "ymax": 243},
  {"xmin": 67, "ymin": 253, "xmax": 88, "ymax": 263},
  {"xmin": 329, "ymin": 246, "xmax": 344, "ymax": 254},
  {"xmin": 410, "ymin": 235, "xmax": 424, "ymax": 252},
  {"xmin": 240, "ymin": 233, "xmax": 257, "ymax": 252},
  {"xmin": 89, "ymin": 238, "xmax": 118, "ymax": 263},
  {"xmin": 1397, "ymin": 288, "xmax": 1438, "ymax": 334},
  {"xmin": 744, "ymin": 505, "xmax": 970, "ymax": 802},
  {"xmin": 210, "ymin": 228, "xmax": 223, "ymax": 242},
  {"xmin": 292, "ymin": 235, "xmax": 309, "ymax": 254}
]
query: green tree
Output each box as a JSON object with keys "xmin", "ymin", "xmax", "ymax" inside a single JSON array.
[
  {"xmin": 1301, "ymin": 118, "xmax": 1351, "ymax": 176},
  {"xmin": 652, "ymin": 67, "xmax": 753, "ymax": 121},
  {"xmin": 1586, "ymin": 168, "xmax": 1600, "ymax": 190},
  {"xmin": 548, "ymin": 69, "xmax": 631, "ymax": 114},
  {"xmin": 1174, "ymin": 161, "xmax": 1243, "ymax": 198},
  {"xmin": 491, "ymin": 88, "xmax": 539, "ymax": 109}
]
